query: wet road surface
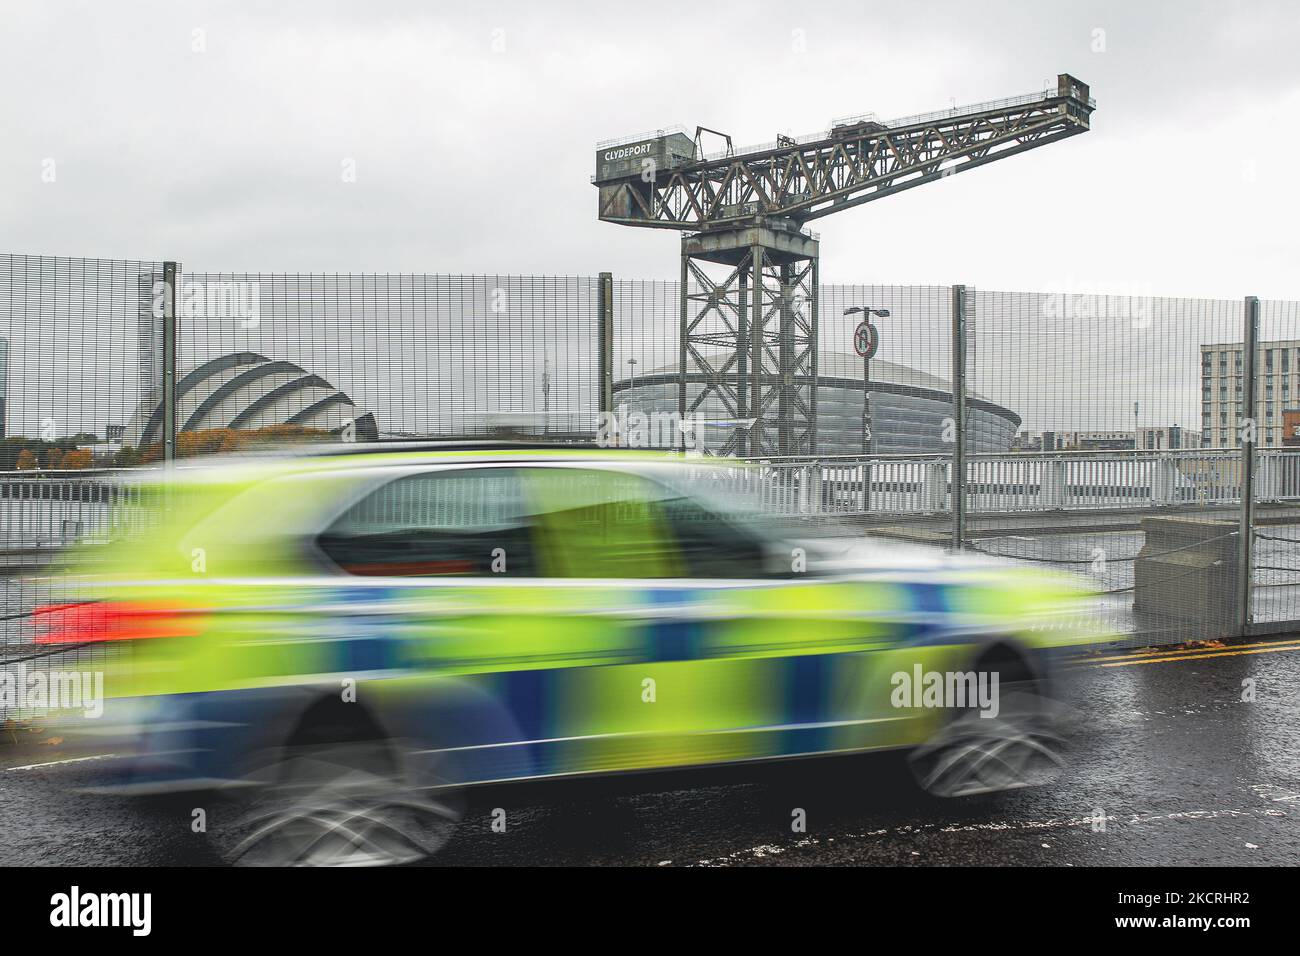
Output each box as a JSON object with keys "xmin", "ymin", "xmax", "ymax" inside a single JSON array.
[{"xmin": 2, "ymin": 638, "xmax": 1298, "ymax": 866}]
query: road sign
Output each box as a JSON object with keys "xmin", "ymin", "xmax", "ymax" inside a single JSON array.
[{"xmin": 854, "ymin": 321, "xmax": 879, "ymax": 359}]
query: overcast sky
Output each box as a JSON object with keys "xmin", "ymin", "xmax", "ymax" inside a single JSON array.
[{"xmin": 2, "ymin": 0, "xmax": 1298, "ymax": 299}]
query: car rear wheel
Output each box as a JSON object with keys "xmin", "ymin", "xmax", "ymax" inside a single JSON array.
[
  {"xmin": 907, "ymin": 658, "xmax": 1065, "ymax": 798},
  {"xmin": 212, "ymin": 739, "xmax": 462, "ymax": 867}
]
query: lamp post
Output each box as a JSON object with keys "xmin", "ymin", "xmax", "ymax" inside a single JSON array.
[
  {"xmin": 844, "ymin": 306, "xmax": 891, "ymax": 454},
  {"xmin": 845, "ymin": 305, "xmax": 891, "ymax": 513},
  {"xmin": 623, "ymin": 358, "xmax": 639, "ymax": 449},
  {"xmin": 542, "ymin": 357, "xmax": 551, "ymax": 435},
  {"xmin": 1134, "ymin": 399, "xmax": 1140, "ymax": 474}
]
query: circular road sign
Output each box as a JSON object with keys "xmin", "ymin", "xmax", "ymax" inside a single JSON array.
[{"xmin": 854, "ymin": 321, "xmax": 879, "ymax": 359}]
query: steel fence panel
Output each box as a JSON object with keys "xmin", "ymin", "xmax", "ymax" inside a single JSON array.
[
  {"xmin": 178, "ymin": 272, "xmax": 601, "ymax": 443},
  {"xmin": 964, "ymin": 290, "xmax": 1245, "ymax": 649},
  {"xmin": 6, "ymin": 251, "xmax": 1300, "ymax": 659},
  {"xmin": 1, "ymin": 254, "xmax": 166, "ymax": 673}
]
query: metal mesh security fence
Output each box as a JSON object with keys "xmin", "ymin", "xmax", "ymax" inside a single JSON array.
[
  {"xmin": 0, "ymin": 254, "xmax": 166, "ymax": 470},
  {"xmin": 4, "ymin": 250, "xmax": 1300, "ymax": 659},
  {"xmin": 1, "ymin": 254, "xmax": 166, "ymax": 670},
  {"xmin": 611, "ymin": 279, "xmax": 678, "ymax": 395},
  {"xmin": 178, "ymin": 273, "xmax": 601, "ymax": 445},
  {"xmin": 814, "ymin": 285, "xmax": 957, "ymax": 523},
  {"xmin": 964, "ymin": 291, "xmax": 1246, "ymax": 648}
]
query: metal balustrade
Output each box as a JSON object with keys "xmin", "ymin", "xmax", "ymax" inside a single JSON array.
[
  {"xmin": 2, "ymin": 450, "xmax": 1296, "ymax": 548},
  {"xmin": 733, "ymin": 448, "xmax": 1293, "ymax": 517}
]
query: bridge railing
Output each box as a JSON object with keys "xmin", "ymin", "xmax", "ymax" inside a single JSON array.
[
  {"xmin": 4, "ymin": 449, "xmax": 1297, "ymax": 548},
  {"xmin": 0, "ymin": 468, "xmax": 161, "ymax": 554},
  {"xmin": 732, "ymin": 448, "xmax": 1299, "ymax": 518}
]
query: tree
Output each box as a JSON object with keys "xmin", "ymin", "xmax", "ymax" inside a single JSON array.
[
  {"xmin": 112, "ymin": 446, "xmax": 141, "ymax": 468},
  {"xmin": 62, "ymin": 449, "xmax": 93, "ymax": 469},
  {"xmin": 15, "ymin": 449, "xmax": 36, "ymax": 471}
]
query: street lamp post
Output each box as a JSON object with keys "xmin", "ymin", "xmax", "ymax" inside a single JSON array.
[
  {"xmin": 844, "ymin": 305, "xmax": 891, "ymax": 512},
  {"xmin": 542, "ymin": 357, "xmax": 551, "ymax": 435},
  {"xmin": 623, "ymin": 358, "xmax": 639, "ymax": 449},
  {"xmin": 844, "ymin": 306, "xmax": 891, "ymax": 453},
  {"xmin": 1133, "ymin": 399, "xmax": 1140, "ymax": 476}
]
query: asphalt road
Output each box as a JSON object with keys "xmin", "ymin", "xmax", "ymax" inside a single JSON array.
[{"xmin": 2, "ymin": 638, "xmax": 1298, "ymax": 867}]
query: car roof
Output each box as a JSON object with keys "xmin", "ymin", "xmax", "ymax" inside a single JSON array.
[{"xmin": 135, "ymin": 442, "xmax": 740, "ymax": 486}]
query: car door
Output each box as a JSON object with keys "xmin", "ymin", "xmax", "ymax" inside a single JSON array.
[
  {"xmin": 512, "ymin": 462, "xmax": 777, "ymax": 773},
  {"xmin": 513, "ymin": 463, "xmax": 926, "ymax": 773}
]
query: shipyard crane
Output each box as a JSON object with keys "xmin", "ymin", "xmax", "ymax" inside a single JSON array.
[{"xmin": 593, "ymin": 73, "xmax": 1094, "ymax": 456}]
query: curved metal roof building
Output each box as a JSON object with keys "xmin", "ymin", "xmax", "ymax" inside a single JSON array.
[
  {"xmin": 125, "ymin": 352, "xmax": 377, "ymax": 447},
  {"xmin": 613, "ymin": 350, "xmax": 1021, "ymax": 455}
]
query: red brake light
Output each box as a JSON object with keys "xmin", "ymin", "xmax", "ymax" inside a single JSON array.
[{"xmin": 33, "ymin": 601, "xmax": 206, "ymax": 645}]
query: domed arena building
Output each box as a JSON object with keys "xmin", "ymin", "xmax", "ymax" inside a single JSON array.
[
  {"xmin": 124, "ymin": 351, "xmax": 377, "ymax": 449},
  {"xmin": 612, "ymin": 350, "xmax": 1020, "ymax": 455}
]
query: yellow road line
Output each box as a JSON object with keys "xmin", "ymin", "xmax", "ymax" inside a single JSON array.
[
  {"xmin": 1087, "ymin": 638, "xmax": 1300, "ymax": 664},
  {"xmin": 1098, "ymin": 643, "xmax": 1300, "ymax": 667}
]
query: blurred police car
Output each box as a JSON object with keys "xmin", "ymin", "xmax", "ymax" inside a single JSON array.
[{"xmin": 38, "ymin": 444, "xmax": 1104, "ymax": 865}]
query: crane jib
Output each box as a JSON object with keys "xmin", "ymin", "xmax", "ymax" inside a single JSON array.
[{"xmin": 593, "ymin": 73, "xmax": 1093, "ymax": 230}]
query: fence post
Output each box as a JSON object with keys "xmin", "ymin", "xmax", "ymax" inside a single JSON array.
[
  {"xmin": 161, "ymin": 261, "xmax": 179, "ymax": 465},
  {"xmin": 597, "ymin": 272, "xmax": 614, "ymax": 419},
  {"xmin": 1237, "ymin": 296, "xmax": 1259, "ymax": 637},
  {"xmin": 951, "ymin": 284, "xmax": 968, "ymax": 551}
]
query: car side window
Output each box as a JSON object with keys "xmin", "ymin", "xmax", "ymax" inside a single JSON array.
[
  {"xmin": 318, "ymin": 468, "xmax": 535, "ymax": 576},
  {"xmin": 522, "ymin": 467, "xmax": 679, "ymax": 578},
  {"xmin": 520, "ymin": 467, "xmax": 769, "ymax": 579},
  {"xmin": 653, "ymin": 489, "xmax": 771, "ymax": 579}
]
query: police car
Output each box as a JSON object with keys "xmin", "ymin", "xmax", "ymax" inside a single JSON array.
[{"xmin": 40, "ymin": 444, "xmax": 1102, "ymax": 866}]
